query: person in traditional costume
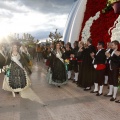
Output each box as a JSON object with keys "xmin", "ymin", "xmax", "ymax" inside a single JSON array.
[
  {"xmin": 104, "ymin": 42, "xmax": 113, "ymax": 86},
  {"xmin": 66, "ymin": 42, "xmax": 73, "ymax": 51},
  {"xmin": 68, "ymin": 41, "xmax": 79, "ymax": 83},
  {"xmin": 65, "ymin": 44, "xmax": 72, "ymax": 80},
  {"xmin": 61, "ymin": 45, "xmax": 72, "ymax": 79},
  {"xmin": 0, "ymin": 45, "xmax": 6, "ymax": 73},
  {"xmin": 27, "ymin": 44, "xmax": 36, "ymax": 60},
  {"xmin": 72, "ymin": 41, "xmax": 79, "ymax": 83},
  {"xmin": 59, "ymin": 41, "xmax": 65, "ymax": 49},
  {"xmin": 2, "ymin": 44, "xmax": 31, "ymax": 97},
  {"xmin": 76, "ymin": 41, "xmax": 85, "ymax": 87},
  {"xmin": 47, "ymin": 42, "xmax": 67, "ymax": 87},
  {"xmin": 105, "ymin": 40, "xmax": 120, "ymax": 101},
  {"xmin": 20, "ymin": 44, "xmax": 30, "ymax": 63},
  {"xmin": 114, "ymin": 50, "xmax": 120, "ymax": 103},
  {"xmin": 45, "ymin": 43, "xmax": 55, "ymax": 70},
  {"xmin": 20, "ymin": 45, "xmax": 32, "ymax": 73},
  {"xmin": 81, "ymin": 38, "xmax": 96, "ymax": 90},
  {"xmin": 90, "ymin": 41, "xmax": 106, "ymax": 96}
]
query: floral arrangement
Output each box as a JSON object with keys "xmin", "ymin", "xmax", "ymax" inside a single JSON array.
[
  {"xmin": 79, "ymin": 0, "xmax": 119, "ymax": 47},
  {"xmin": 81, "ymin": 11, "xmax": 100, "ymax": 43}
]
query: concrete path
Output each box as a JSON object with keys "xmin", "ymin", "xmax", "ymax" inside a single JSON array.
[{"xmin": 0, "ymin": 61, "xmax": 120, "ymax": 120}]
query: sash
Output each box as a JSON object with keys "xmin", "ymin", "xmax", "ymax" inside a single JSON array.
[
  {"xmin": 20, "ymin": 47, "xmax": 29, "ymax": 55},
  {"xmin": 94, "ymin": 64, "xmax": 106, "ymax": 70},
  {"xmin": 11, "ymin": 56, "xmax": 24, "ymax": 70},
  {"xmin": 52, "ymin": 51, "xmax": 64, "ymax": 63},
  {"xmin": 56, "ymin": 54, "xmax": 64, "ymax": 63}
]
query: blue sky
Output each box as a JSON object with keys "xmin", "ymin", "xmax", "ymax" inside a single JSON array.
[{"xmin": 0, "ymin": 0, "xmax": 74, "ymax": 40}]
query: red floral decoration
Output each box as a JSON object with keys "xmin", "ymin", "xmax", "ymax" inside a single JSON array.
[{"xmin": 79, "ymin": 0, "xmax": 119, "ymax": 47}]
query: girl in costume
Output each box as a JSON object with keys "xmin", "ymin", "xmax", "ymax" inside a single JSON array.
[
  {"xmin": 47, "ymin": 42, "xmax": 68, "ymax": 87},
  {"xmin": 2, "ymin": 44, "xmax": 31, "ymax": 97}
]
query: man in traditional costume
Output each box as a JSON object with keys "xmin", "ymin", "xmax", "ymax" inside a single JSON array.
[
  {"xmin": 114, "ymin": 50, "xmax": 120, "ymax": 103},
  {"xmin": 90, "ymin": 41, "xmax": 106, "ymax": 96},
  {"xmin": 105, "ymin": 40, "xmax": 120, "ymax": 101},
  {"xmin": 68, "ymin": 41, "xmax": 79, "ymax": 83},
  {"xmin": 104, "ymin": 42, "xmax": 113, "ymax": 86}
]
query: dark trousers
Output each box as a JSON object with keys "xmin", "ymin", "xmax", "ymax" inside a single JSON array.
[
  {"xmin": 108, "ymin": 69, "xmax": 119, "ymax": 87},
  {"xmin": 105, "ymin": 63, "xmax": 109, "ymax": 76},
  {"xmin": 68, "ymin": 60, "xmax": 78, "ymax": 73},
  {"xmin": 94, "ymin": 69, "xmax": 105, "ymax": 86}
]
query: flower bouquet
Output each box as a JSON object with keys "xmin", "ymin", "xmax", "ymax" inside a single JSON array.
[
  {"xmin": 64, "ymin": 59, "xmax": 70, "ymax": 71},
  {"xmin": 4, "ymin": 66, "xmax": 10, "ymax": 77}
]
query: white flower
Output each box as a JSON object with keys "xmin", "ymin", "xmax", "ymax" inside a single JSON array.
[{"xmin": 81, "ymin": 11, "xmax": 100, "ymax": 42}]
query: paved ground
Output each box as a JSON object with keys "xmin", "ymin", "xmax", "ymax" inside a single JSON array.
[{"xmin": 0, "ymin": 61, "xmax": 120, "ymax": 120}]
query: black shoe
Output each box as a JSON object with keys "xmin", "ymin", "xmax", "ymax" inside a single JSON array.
[
  {"xmin": 84, "ymin": 87, "xmax": 91, "ymax": 91},
  {"xmin": 110, "ymin": 97, "xmax": 116, "ymax": 101},
  {"xmin": 58, "ymin": 86, "xmax": 61, "ymax": 88},
  {"xmin": 16, "ymin": 92, "xmax": 19, "ymax": 94},
  {"xmin": 96, "ymin": 93, "xmax": 103, "ymax": 96},
  {"xmin": 115, "ymin": 100, "xmax": 120, "ymax": 103},
  {"xmin": 104, "ymin": 94, "xmax": 112, "ymax": 97},
  {"xmin": 90, "ymin": 90, "xmax": 98, "ymax": 93}
]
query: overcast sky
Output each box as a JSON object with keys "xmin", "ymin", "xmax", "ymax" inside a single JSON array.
[{"xmin": 0, "ymin": 0, "xmax": 74, "ymax": 40}]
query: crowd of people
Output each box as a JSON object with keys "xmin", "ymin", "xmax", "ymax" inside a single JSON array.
[
  {"xmin": 0, "ymin": 39, "xmax": 120, "ymax": 104},
  {"xmin": 43, "ymin": 38, "xmax": 120, "ymax": 103}
]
